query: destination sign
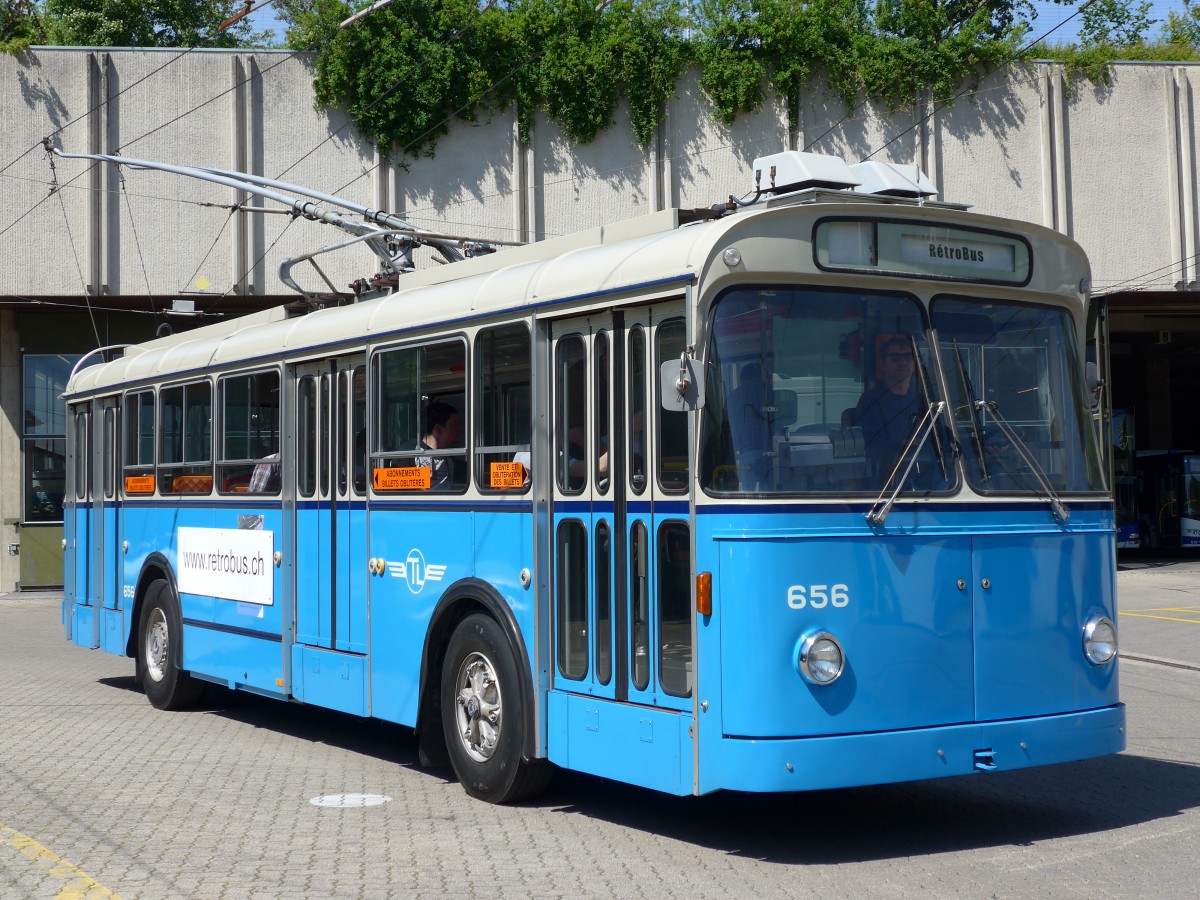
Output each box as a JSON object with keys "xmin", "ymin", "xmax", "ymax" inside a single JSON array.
[
  {"xmin": 814, "ymin": 219, "xmax": 1030, "ymax": 284},
  {"xmin": 372, "ymin": 466, "xmax": 431, "ymax": 491}
]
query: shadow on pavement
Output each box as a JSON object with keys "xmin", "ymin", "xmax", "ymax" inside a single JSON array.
[
  {"xmin": 98, "ymin": 677, "xmax": 1199, "ymax": 862},
  {"xmin": 541, "ymin": 752, "xmax": 1200, "ymax": 863}
]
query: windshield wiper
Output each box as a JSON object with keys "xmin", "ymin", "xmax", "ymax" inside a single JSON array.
[
  {"xmin": 951, "ymin": 340, "xmax": 990, "ymax": 483},
  {"xmin": 865, "ymin": 400, "xmax": 946, "ymax": 526},
  {"xmin": 976, "ymin": 399, "xmax": 1070, "ymax": 523},
  {"xmin": 910, "ymin": 335, "xmax": 949, "ymax": 482}
]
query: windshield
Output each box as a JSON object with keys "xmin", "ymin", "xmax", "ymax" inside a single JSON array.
[
  {"xmin": 701, "ymin": 287, "xmax": 954, "ymax": 495},
  {"xmin": 933, "ymin": 297, "xmax": 1104, "ymax": 495}
]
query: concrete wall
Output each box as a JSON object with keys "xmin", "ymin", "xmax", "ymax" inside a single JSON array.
[
  {"xmin": 3, "ymin": 50, "xmax": 1200, "ymax": 297},
  {"xmin": 5, "ymin": 48, "xmax": 1200, "ymax": 587}
]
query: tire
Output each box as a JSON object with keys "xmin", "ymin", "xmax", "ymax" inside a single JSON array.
[
  {"xmin": 441, "ymin": 613, "xmax": 552, "ymax": 803},
  {"xmin": 137, "ymin": 579, "xmax": 203, "ymax": 711}
]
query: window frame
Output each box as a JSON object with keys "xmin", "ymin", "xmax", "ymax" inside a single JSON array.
[
  {"xmin": 216, "ymin": 367, "xmax": 282, "ymax": 496},
  {"xmin": 370, "ymin": 334, "xmax": 470, "ymax": 495},
  {"xmin": 474, "ymin": 323, "xmax": 532, "ymax": 495},
  {"xmin": 122, "ymin": 389, "xmax": 156, "ymax": 497},
  {"xmin": 157, "ymin": 377, "xmax": 214, "ymax": 496}
]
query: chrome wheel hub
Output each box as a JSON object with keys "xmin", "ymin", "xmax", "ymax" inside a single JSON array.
[
  {"xmin": 145, "ymin": 607, "xmax": 169, "ymax": 684},
  {"xmin": 454, "ymin": 651, "xmax": 501, "ymax": 763}
]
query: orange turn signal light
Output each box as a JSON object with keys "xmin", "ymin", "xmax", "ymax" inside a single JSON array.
[{"xmin": 696, "ymin": 571, "xmax": 712, "ymax": 616}]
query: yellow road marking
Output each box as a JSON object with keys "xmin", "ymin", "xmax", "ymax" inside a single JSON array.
[
  {"xmin": 1119, "ymin": 611, "xmax": 1200, "ymax": 625},
  {"xmin": 1128, "ymin": 609, "xmax": 1195, "ymax": 619},
  {"xmin": 0, "ymin": 823, "xmax": 122, "ymax": 900}
]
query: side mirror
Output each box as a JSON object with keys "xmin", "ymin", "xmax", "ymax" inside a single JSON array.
[{"xmin": 660, "ymin": 353, "xmax": 705, "ymax": 411}]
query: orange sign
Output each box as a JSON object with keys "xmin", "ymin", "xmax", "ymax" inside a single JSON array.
[
  {"xmin": 489, "ymin": 461, "xmax": 526, "ymax": 489},
  {"xmin": 124, "ymin": 475, "xmax": 155, "ymax": 494},
  {"xmin": 372, "ymin": 466, "xmax": 431, "ymax": 491}
]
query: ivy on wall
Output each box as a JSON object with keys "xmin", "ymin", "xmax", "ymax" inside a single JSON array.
[
  {"xmin": 284, "ymin": 0, "xmax": 1035, "ymax": 157},
  {"xmin": 277, "ymin": 0, "xmax": 1200, "ymax": 156}
]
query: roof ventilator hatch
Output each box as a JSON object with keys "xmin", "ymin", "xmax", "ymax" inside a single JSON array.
[
  {"xmin": 752, "ymin": 151, "xmax": 859, "ymax": 195},
  {"xmin": 849, "ymin": 161, "xmax": 937, "ymax": 199},
  {"xmin": 750, "ymin": 151, "xmax": 939, "ymax": 202}
]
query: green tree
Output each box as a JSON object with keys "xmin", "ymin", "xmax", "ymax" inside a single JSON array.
[
  {"xmin": 296, "ymin": 0, "xmax": 510, "ymax": 157},
  {"xmin": 1078, "ymin": 0, "xmax": 1156, "ymax": 48},
  {"xmin": 1, "ymin": 0, "xmax": 44, "ymax": 52},
  {"xmin": 288, "ymin": 0, "xmax": 689, "ymax": 154},
  {"xmin": 2, "ymin": 0, "xmax": 271, "ymax": 51},
  {"xmin": 1160, "ymin": 0, "xmax": 1200, "ymax": 48}
]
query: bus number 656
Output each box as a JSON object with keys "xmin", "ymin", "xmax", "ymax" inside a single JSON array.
[{"xmin": 787, "ymin": 584, "xmax": 850, "ymax": 609}]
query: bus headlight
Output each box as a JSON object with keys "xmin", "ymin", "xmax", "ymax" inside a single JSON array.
[
  {"xmin": 797, "ymin": 631, "xmax": 845, "ymax": 686},
  {"xmin": 1083, "ymin": 616, "xmax": 1118, "ymax": 666}
]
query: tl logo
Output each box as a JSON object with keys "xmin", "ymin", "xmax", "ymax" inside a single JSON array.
[{"xmin": 387, "ymin": 549, "xmax": 447, "ymax": 595}]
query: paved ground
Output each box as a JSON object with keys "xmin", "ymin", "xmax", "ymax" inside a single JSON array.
[
  {"xmin": 1115, "ymin": 557, "xmax": 1200, "ymax": 669},
  {"xmin": 0, "ymin": 561, "xmax": 1198, "ymax": 899}
]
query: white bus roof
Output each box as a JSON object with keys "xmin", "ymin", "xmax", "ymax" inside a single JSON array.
[{"xmin": 64, "ymin": 196, "xmax": 1088, "ymax": 397}]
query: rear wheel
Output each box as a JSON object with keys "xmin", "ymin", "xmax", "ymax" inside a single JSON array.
[
  {"xmin": 138, "ymin": 579, "xmax": 203, "ymax": 710},
  {"xmin": 441, "ymin": 614, "xmax": 551, "ymax": 803}
]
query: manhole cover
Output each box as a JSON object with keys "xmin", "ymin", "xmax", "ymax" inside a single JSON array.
[{"xmin": 310, "ymin": 793, "xmax": 392, "ymax": 808}]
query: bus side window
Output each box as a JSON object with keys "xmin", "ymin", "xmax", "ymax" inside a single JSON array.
[
  {"xmin": 352, "ymin": 366, "xmax": 366, "ymax": 495},
  {"xmin": 373, "ymin": 339, "xmax": 468, "ymax": 492},
  {"xmin": 159, "ymin": 380, "xmax": 213, "ymax": 495},
  {"xmin": 218, "ymin": 370, "xmax": 280, "ymax": 494},
  {"xmin": 555, "ymin": 334, "xmax": 587, "ymax": 494},
  {"xmin": 122, "ymin": 390, "xmax": 155, "ymax": 496},
  {"xmin": 655, "ymin": 319, "xmax": 689, "ymax": 493},
  {"xmin": 476, "ymin": 324, "xmax": 531, "ymax": 492},
  {"xmin": 658, "ymin": 521, "xmax": 692, "ymax": 697},
  {"xmin": 629, "ymin": 326, "xmax": 647, "ymax": 494},
  {"xmin": 297, "ymin": 376, "xmax": 317, "ymax": 498}
]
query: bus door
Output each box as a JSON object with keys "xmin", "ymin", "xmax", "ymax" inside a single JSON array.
[
  {"xmin": 64, "ymin": 404, "xmax": 92, "ymax": 643},
  {"xmin": 549, "ymin": 303, "xmax": 694, "ymax": 787},
  {"xmin": 292, "ymin": 357, "xmax": 368, "ymax": 669},
  {"xmin": 550, "ymin": 317, "xmax": 618, "ymax": 702},
  {"xmin": 622, "ymin": 306, "xmax": 693, "ymax": 709},
  {"xmin": 96, "ymin": 399, "xmax": 124, "ymax": 654}
]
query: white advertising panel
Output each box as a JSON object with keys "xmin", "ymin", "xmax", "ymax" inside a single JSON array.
[{"xmin": 177, "ymin": 527, "xmax": 275, "ymax": 605}]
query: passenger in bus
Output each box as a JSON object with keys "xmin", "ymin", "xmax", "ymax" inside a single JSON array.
[
  {"xmin": 415, "ymin": 400, "xmax": 461, "ymax": 490},
  {"xmin": 852, "ymin": 336, "xmax": 923, "ymax": 484},
  {"xmin": 727, "ymin": 361, "xmax": 774, "ymax": 489},
  {"xmin": 248, "ymin": 452, "xmax": 280, "ymax": 493}
]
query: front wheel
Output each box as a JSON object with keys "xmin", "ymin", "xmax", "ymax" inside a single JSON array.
[
  {"xmin": 441, "ymin": 614, "xmax": 551, "ymax": 803},
  {"xmin": 138, "ymin": 579, "xmax": 203, "ymax": 711}
]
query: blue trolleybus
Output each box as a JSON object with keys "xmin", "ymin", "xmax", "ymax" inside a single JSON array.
[{"xmin": 61, "ymin": 150, "xmax": 1123, "ymax": 803}]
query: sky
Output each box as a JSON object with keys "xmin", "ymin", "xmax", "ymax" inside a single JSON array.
[{"xmin": 243, "ymin": 0, "xmax": 1192, "ymax": 48}]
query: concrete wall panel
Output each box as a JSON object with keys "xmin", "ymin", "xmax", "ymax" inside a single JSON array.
[
  {"xmin": 936, "ymin": 66, "xmax": 1047, "ymax": 228},
  {"xmin": 5, "ymin": 50, "xmax": 1200, "ymax": 302},
  {"xmin": 1068, "ymin": 65, "xmax": 1177, "ymax": 293},
  {"xmin": 667, "ymin": 69, "xmax": 788, "ymax": 212}
]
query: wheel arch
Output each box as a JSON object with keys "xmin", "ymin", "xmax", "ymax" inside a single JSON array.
[
  {"xmin": 417, "ymin": 577, "xmax": 540, "ymax": 764},
  {"xmin": 124, "ymin": 552, "xmax": 179, "ymax": 659}
]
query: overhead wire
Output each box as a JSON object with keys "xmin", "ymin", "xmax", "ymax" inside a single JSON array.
[
  {"xmin": 118, "ymin": 166, "xmax": 164, "ymax": 328},
  {"xmin": 43, "ymin": 141, "xmax": 101, "ymax": 346}
]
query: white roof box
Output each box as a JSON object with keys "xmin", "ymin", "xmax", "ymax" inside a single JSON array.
[
  {"xmin": 849, "ymin": 161, "xmax": 937, "ymax": 198},
  {"xmin": 752, "ymin": 151, "xmax": 858, "ymax": 194}
]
